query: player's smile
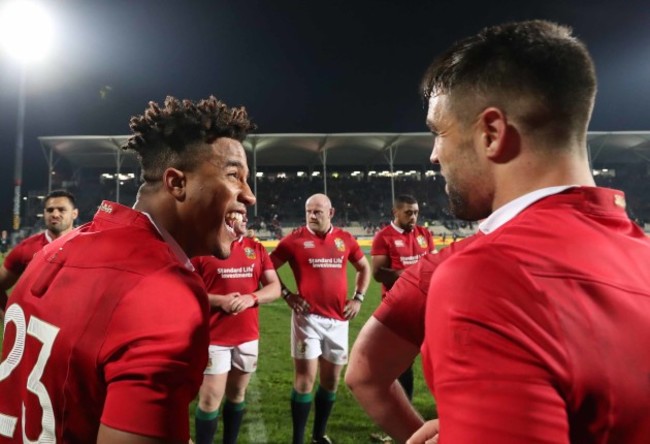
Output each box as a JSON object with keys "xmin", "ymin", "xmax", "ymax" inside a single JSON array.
[{"xmin": 225, "ymin": 211, "xmax": 247, "ymax": 237}]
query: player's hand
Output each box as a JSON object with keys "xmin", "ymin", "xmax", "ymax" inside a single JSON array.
[
  {"xmin": 406, "ymin": 419, "xmax": 439, "ymax": 444},
  {"xmin": 343, "ymin": 299, "xmax": 361, "ymax": 319},
  {"xmin": 230, "ymin": 294, "xmax": 256, "ymax": 313},
  {"xmin": 287, "ymin": 293, "xmax": 310, "ymax": 314},
  {"xmin": 216, "ymin": 292, "xmax": 240, "ymax": 313}
]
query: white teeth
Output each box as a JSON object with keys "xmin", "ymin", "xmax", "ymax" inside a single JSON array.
[{"xmin": 226, "ymin": 212, "xmax": 244, "ymax": 222}]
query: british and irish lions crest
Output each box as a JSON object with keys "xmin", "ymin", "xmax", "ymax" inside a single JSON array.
[
  {"xmin": 334, "ymin": 238, "xmax": 345, "ymax": 252},
  {"xmin": 417, "ymin": 235, "xmax": 428, "ymax": 249},
  {"xmin": 245, "ymin": 247, "xmax": 257, "ymax": 260}
]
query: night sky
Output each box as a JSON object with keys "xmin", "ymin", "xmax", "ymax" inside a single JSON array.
[{"xmin": 0, "ymin": 0, "xmax": 648, "ymax": 228}]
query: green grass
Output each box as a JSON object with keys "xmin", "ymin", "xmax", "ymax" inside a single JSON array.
[{"xmin": 1, "ymin": 254, "xmax": 437, "ymax": 443}]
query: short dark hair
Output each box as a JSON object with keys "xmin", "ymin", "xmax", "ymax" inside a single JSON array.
[
  {"xmin": 421, "ymin": 20, "xmax": 596, "ymax": 145},
  {"xmin": 394, "ymin": 194, "xmax": 418, "ymax": 207},
  {"xmin": 45, "ymin": 189, "xmax": 76, "ymax": 208},
  {"xmin": 123, "ymin": 96, "xmax": 256, "ymax": 181}
]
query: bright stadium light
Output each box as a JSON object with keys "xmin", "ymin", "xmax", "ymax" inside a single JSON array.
[
  {"xmin": 0, "ymin": 1, "xmax": 55, "ymax": 64},
  {"xmin": 0, "ymin": 1, "xmax": 55, "ymax": 231}
]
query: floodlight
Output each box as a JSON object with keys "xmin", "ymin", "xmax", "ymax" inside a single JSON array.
[{"xmin": 0, "ymin": 1, "xmax": 54, "ymax": 64}]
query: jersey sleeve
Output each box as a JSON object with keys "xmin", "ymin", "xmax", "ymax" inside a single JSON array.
[
  {"xmin": 258, "ymin": 243, "xmax": 275, "ymax": 271},
  {"xmin": 370, "ymin": 231, "xmax": 389, "ymax": 256},
  {"xmin": 270, "ymin": 236, "xmax": 292, "ymax": 264},
  {"xmin": 373, "ymin": 262, "xmax": 427, "ymax": 346},
  {"xmin": 423, "ymin": 248, "xmax": 570, "ymax": 443},
  {"xmin": 98, "ymin": 267, "xmax": 209, "ymax": 441},
  {"xmin": 3, "ymin": 242, "xmax": 28, "ymax": 275},
  {"xmin": 348, "ymin": 235, "xmax": 364, "ymax": 263},
  {"xmin": 425, "ymin": 229, "xmax": 436, "ymax": 253}
]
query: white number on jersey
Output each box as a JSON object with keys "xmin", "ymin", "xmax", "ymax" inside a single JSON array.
[{"xmin": 0, "ymin": 304, "xmax": 60, "ymax": 442}]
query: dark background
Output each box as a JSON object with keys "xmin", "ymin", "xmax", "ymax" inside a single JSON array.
[{"xmin": 0, "ymin": 0, "xmax": 648, "ymax": 229}]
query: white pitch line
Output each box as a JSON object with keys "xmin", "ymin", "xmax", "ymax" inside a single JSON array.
[{"xmin": 244, "ymin": 372, "xmax": 269, "ymax": 443}]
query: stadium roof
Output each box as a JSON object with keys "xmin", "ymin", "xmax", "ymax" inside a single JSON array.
[{"xmin": 39, "ymin": 131, "xmax": 650, "ymax": 171}]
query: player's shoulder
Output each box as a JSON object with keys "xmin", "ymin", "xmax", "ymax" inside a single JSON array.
[
  {"xmin": 332, "ymin": 226, "xmax": 355, "ymax": 239},
  {"xmin": 282, "ymin": 226, "xmax": 305, "ymax": 239},
  {"xmin": 58, "ymin": 222, "xmax": 185, "ymax": 276},
  {"xmin": 17, "ymin": 232, "xmax": 47, "ymax": 248},
  {"xmin": 242, "ymin": 236, "xmax": 265, "ymax": 249},
  {"xmin": 414, "ymin": 225, "xmax": 432, "ymax": 236}
]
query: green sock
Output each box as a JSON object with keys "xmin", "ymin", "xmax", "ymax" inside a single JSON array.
[
  {"xmin": 291, "ymin": 389, "xmax": 313, "ymax": 444},
  {"xmin": 195, "ymin": 407, "xmax": 219, "ymax": 444},
  {"xmin": 223, "ymin": 400, "xmax": 246, "ymax": 444},
  {"xmin": 313, "ymin": 385, "xmax": 336, "ymax": 440}
]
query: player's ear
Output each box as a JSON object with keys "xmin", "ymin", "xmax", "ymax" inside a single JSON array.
[
  {"xmin": 72, "ymin": 208, "xmax": 79, "ymax": 220},
  {"xmin": 477, "ymin": 107, "xmax": 516, "ymax": 163},
  {"xmin": 330, "ymin": 207, "xmax": 336, "ymax": 219},
  {"xmin": 163, "ymin": 167, "xmax": 187, "ymax": 200}
]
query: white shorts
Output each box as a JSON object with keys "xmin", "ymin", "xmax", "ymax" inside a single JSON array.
[
  {"xmin": 204, "ymin": 340, "xmax": 259, "ymax": 375},
  {"xmin": 291, "ymin": 312, "xmax": 348, "ymax": 365}
]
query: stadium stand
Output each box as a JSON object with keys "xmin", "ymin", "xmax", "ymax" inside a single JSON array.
[{"xmin": 20, "ymin": 132, "xmax": 650, "ymax": 242}]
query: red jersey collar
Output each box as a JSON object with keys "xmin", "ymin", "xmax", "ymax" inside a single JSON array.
[{"xmin": 94, "ymin": 201, "xmax": 194, "ymax": 271}]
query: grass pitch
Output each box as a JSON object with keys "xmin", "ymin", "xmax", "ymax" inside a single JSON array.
[{"xmin": 0, "ymin": 254, "xmax": 437, "ymax": 443}]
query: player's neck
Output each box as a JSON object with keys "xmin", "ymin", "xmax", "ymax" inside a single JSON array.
[{"xmin": 311, "ymin": 225, "xmax": 332, "ymax": 237}]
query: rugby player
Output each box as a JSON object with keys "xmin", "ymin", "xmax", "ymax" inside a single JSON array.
[
  {"xmin": 193, "ymin": 211, "xmax": 280, "ymax": 444},
  {"xmin": 409, "ymin": 20, "xmax": 650, "ymax": 443},
  {"xmin": 0, "ymin": 189, "xmax": 78, "ymax": 312},
  {"xmin": 0, "ymin": 95, "xmax": 256, "ymax": 443},
  {"xmin": 270, "ymin": 193, "xmax": 371, "ymax": 444},
  {"xmin": 370, "ymin": 194, "xmax": 434, "ymax": 404}
]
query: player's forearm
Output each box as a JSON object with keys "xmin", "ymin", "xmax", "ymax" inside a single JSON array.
[
  {"xmin": 206, "ymin": 293, "xmax": 233, "ymax": 309},
  {"xmin": 372, "ymin": 267, "xmax": 402, "ymax": 288},
  {"xmin": 352, "ymin": 380, "xmax": 424, "ymax": 443},
  {"xmin": 355, "ymin": 269, "xmax": 371, "ymax": 294},
  {"xmin": 352, "ymin": 257, "xmax": 371, "ymax": 294},
  {"xmin": 252, "ymin": 280, "xmax": 281, "ymax": 304},
  {"xmin": 0, "ymin": 288, "xmax": 8, "ymax": 310}
]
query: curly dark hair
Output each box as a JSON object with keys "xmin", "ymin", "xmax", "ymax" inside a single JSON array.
[
  {"xmin": 123, "ymin": 96, "xmax": 256, "ymax": 181},
  {"xmin": 421, "ymin": 20, "xmax": 596, "ymax": 145}
]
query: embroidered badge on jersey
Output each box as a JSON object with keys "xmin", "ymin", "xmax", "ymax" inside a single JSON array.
[
  {"xmin": 304, "ymin": 241, "xmax": 315, "ymax": 249},
  {"xmin": 417, "ymin": 235, "xmax": 428, "ymax": 249},
  {"xmin": 244, "ymin": 247, "xmax": 256, "ymax": 260},
  {"xmin": 614, "ymin": 194, "xmax": 626, "ymax": 209},
  {"xmin": 394, "ymin": 239, "xmax": 405, "ymax": 247},
  {"xmin": 334, "ymin": 238, "xmax": 346, "ymax": 252}
]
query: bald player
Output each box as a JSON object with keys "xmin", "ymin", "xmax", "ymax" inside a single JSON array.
[{"xmin": 271, "ymin": 194, "xmax": 371, "ymax": 444}]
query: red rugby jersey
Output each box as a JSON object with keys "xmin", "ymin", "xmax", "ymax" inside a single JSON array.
[
  {"xmin": 371, "ymin": 223, "xmax": 434, "ymax": 296},
  {"xmin": 3, "ymin": 232, "xmax": 49, "ymax": 275},
  {"xmin": 192, "ymin": 236, "xmax": 275, "ymax": 346},
  {"xmin": 423, "ymin": 187, "xmax": 650, "ymax": 443},
  {"xmin": 374, "ymin": 234, "xmax": 478, "ymax": 345},
  {"xmin": 271, "ymin": 226, "xmax": 364, "ymax": 320},
  {"xmin": 0, "ymin": 201, "xmax": 209, "ymax": 443}
]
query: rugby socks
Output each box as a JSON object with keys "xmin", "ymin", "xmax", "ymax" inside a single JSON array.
[
  {"xmin": 195, "ymin": 407, "xmax": 219, "ymax": 444},
  {"xmin": 398, "ymin": 364, "xmax": 414, "ymax": 400},
  {"xmin": 222, "ymin": 400, "xmax": 246, "ymax": 444},
  {"xmin": 312, "ymin": 385, "xmax": 337, "ymax": 441},
  {"xmin": 291, "ymin": 389, "xmax": 313, "ymax": 444}
]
